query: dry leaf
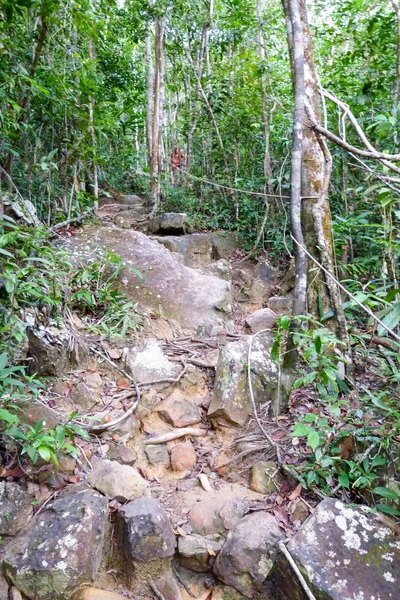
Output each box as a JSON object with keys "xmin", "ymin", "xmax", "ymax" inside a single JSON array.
[
  {"xmin": 206, "ymin": 544, "xmax": 216, "ymax": 556},
  {"xmin": 288, "ymin": 483, "xmax": 302, "ymax": 501},
  {"xmin": 175, "ymin": 526, "xmax": 187, "ymax": 536},
  {"xmin": 108, "ymin": 348, "xmax": 122, "ymax": 359}
]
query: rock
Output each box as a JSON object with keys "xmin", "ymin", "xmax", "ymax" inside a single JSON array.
[
  {"xmin": 3, "ymin": 489, "xmax": 108, "ymax": 600},
  {"xmin": 280, "ymin": 259, "xmax": 295, "ymax": 295},
  {"xmin": 249, "ymin": 461, "xmax": 281, "ymax": 495},
  {"xmin": 11, "ymin": 399, "xmax": 58, "ymax": 430},
  {"xmin": 256, "ymin": 258, "xmax": 278, "ymax": 282},
  {"xmin": 170, "ymin": 442, "xmax": 197, "ymax": 472},
  {"xmin": 245, "ymin": 308, "xmax": 278, "ymax": 334},
  {"xmin": 153, "ymin": 570, "xmax": 182, "ymax": 600},
  {"xmin": 145, "ymin": 444, "xmax": 170, "ymax": 466},
  {"xmin": 118, "ymin": 497, "xmax": 176, "ymax": 561},
  {"xmin": 214, "ymin": 512, "xmax": 283, "ymax": 597},
  {"xmin": 122, "ymin": 339, "xmax": 179, "ymax": 385},
  {"xmin": 267, "ymin": 296, "xmax": 292, "ymax": 315},
  {"xmin": 62, "ymin": 227, "xmax": 233, "ymax": 330},
  {"xmin": 9, "ymin": 587, "xmax": 22, "ymax": 600},
  {"xmin": 107, "ymin": 443, "xmax": 136, "ymax": 465},
  {"xmin": 190, "ymin": 497, "xmax": 248, "ymax": 536},
  {"xmin": 248, "ymin": 278, "xmax": 271, "ymax": 305},
  {"xmin": 288, "ymin": 499, "xmax": 309, "ymax": 525},
  {"xmin": 178, "ymin": 534, "xmax": 223, "ymax": 572},
  {"xmin": 148, "ymin": 212, "xmax": 188, "ymax": 235},
  {"xmin": 203, "ymin": 259, "xmax": 232, "ymax": 281},
  {"xmin": 0, "ymin": 575, "xmax": 9, "ymax": 600},
  {"xmin": 207, "ymin": 334, "xmax": 278, "ymax": 427},
  {"xmin": 121, "ymin": 194, "xmax": 146, "ymax": 207},
  {"xmin": 84, "ymin": 372, "xmax": 103, "ymax": 389},
  {"xmin": 87, "ymin": 458, "xmax": 150, "ymax": 502},
  {"xmin": 0, "ymin": 482, "xmax": 33, "ymax": 536},
  {"xmin": 57, "ymin": 456, "xmax": 76, "ymax": 474},
  {"xmin": 71, "ymin": 382, "xmax": 99, "ymax": 411},
  {"xmin": 27, "ymin": 326, "xmax": 87, "ymax": 376},
  {"xmin": 268, "ymin": 498, "xmax": 400, "ymax": 600},
  {"xmin": 154, "ymin": 234, "xmax": 213, "ymax": 268},
  {"xmin": 155, "ymin": 390, "xmax": 202, "ymax": 427},
  {"xmin": 101, "ymin": 409, "xmax": 140, "ymax": 439},
  {"xmin": 72, "ymin": 589, "xmax": 127, "ymax": 600},
  {"xmin": 210, "ymin": 232, "xmax": 241, "ymax": 259}
]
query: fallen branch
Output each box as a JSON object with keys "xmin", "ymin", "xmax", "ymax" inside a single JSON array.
[
  {"xmin": 148, "ymin": 580, "xmax": 165, "ymax": 600},
  {"xmin": 278, "ymin": 541, "xmax": 316, "ymax": 600},
  {"xmin": 50, "ymin": 208, "xmax": 94, "ymax": 232},
  {"xmin": 144, "ymin": 427, "xmax": 207, "ymax": 445}
]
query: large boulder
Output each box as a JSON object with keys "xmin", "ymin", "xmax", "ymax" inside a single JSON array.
[
  {"xmin": 27, "ymin": 326, "xmax": 88, "ymax": 376},
  {"xmin": 154, "ymin": 389, "xmax": 202, "ymax": 427},
  {"xmin": 87, "ymin": 458, "xmax": 150, "ymax": 502},
  {"xmin": 267, "ymin": 498, "xmax": 400, "ymax": 600},
  {"xmin": 154, "ymin": 232, "xmax": 240, "ymax": 269},
  {"xmin": 148, "ymin": 212, "xmax": 188, "ymax": 235},
  {"xmin": 208, "ymin": 334, "xmax": 278, "ymax": 427},
  {"xmin": 0, "ymin": 482, "xmax": 33, "ymax": 537},
  {"xmin": 62, "ymin": 227, "xmax": 232, "ymax": 330},
  {"xmin": 214, "ymin": 512, "xmax": 283, "ymax": 598},
  {"xmin": 3, "ymin": 489, "xmax": 108, "ymax": 600},
  {"xmin": 245, "ymin": 308, "xmax": 278, "ymax": 334},
  {"xmin": 118, "ymin": 498, "xmax": 176, "ymax": 561}
]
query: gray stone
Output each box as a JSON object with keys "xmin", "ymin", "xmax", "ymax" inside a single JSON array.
[
  {"xmin": 207, "ymin": 334, "xmax": 278, "ymax": 427},
  {"xmin": 121, "ymin": 194, "xmax": 146, "ymax": 207},
  {"xmin": 245, "ymin": 308, "xmax": 278, "ymax": 334},
  {"xmin": 87, "ymin": 457, "xmax": 150, "ymax": 502},
  {"xmin": 203, "ymin": 259, "xmax": 232, "ymax": 281},
  {"xmin": 214, "ymin": 512, "xmax": 283, "ymax": 598},
  {"xmin": 148, "ymin": 212, "xmax": 188, "ymax": 235},
  {"xmin": 70, "ymin": 382, "xmax": 99, "ymax": 411},
  {"xmin": 0, "ymin": 482, "xmax": 33, "ymax": 536},
  {"xmin": 267, "ymin": 296, "xmax": 292, "ymax": 315},
  {"xmin": 27, "ymin": 326, "xmax": 88, "ymax": 376},
  {"xmin": 249, "ymin": 461, "xmax": 281, "ymax": 495},
  {"xmin": 209, "ymin": 232, "xmax": 241, "ymax": 259},
  {"xmin": 0, "ymin": 574, "xmax": 9, "ymax": 600},
  {"xmin": 267, "ymin": 498, "xmax": 400, "ymax": 600},
  {"xmin": 62, "ymin": 227, "xmax": 232, "ymax": 330},
  {"xmin": 154, "ymin": 234, "xmax": 213, "ymax": 268},
  {"xmin": 178, "ymin": 534, "xmax": 223, "ymax": 572},
  {"xmin": 122, "ymin": 339, "xmax": 179, "ymax": 385},
  {"xmin": 145, "ymin": 444, "xmax": 170, "ymax": 466},
  {"xmin": 115, "ymin": 208, "xmax": 147, "ymax": 228},
  {"xmin": 107, "ymin": 443, "xmax": 136, "ymax": 465},
  {"xmin": 119, "ymin": 498, "xmax": 176, "ymax": 561},
  {"xmin": 190, "ymin": 497, "xmax": 248, "ymax": 536},
  {"xmin": 3, "ymin": 489, "xmax": 108, "ymax": 600},
  {"xmin": 10, "ymin": 399, "xmax": 59, "ymax": 430}
]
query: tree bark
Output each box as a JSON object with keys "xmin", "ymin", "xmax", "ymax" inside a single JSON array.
[
  {"xmin": 281, "ymin": 0, "xmax": 352, "ymax": 396},
  {"xmin": 88, "ymin": 37, "xmax": 98, "ymax": 207},
  {"xmin": 2, "ymin": 15, "xmax": 48, "ymax": 177},
  {"xmin": 256, "ymin": 0, "xmax": 272, "ymax": 193},
  {"xmin": 145, "ymin": 23, "xmax": 155, "ymax": 169},
  {"xmin": 150, "ymin": 15, "xmax": 165, "ymax": 213},
  {"xmin": 391, "ymin": 0, "xmax": 400, "ymax": 150}
]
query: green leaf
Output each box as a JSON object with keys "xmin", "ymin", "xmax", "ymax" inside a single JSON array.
[
  {"xmin": 371, "ymin": 455, "xmax": 387, "ymax": 467},
  {"xmin": 0, "ymin": 408, "xmax": 20, "ymax": 425},
  {"xmin": 304, "ymin": 413, "xmax": 317, "ymax": 423},
  {"xmin": 338, "ymin": 473, "xmax": 350, "ymax": 489},
  {"xmin": 37, "ymin": 446, "xmax": 52, "ymax": 462},
  {"xmin": 314, "ymin": 335, "xmax": 322, "ymax": 354},
  {"xmin": 373, "ymin": 487, "xmax": 399, "ymax": 500},
  {"xmin": 375, "ymin": 504, "xmax": 400, "ymax": 516},
  {"xmin": 292, "ymin": 423, "xmax": 308, "ymax": 437},
  {"xmin": 0, "ymin": 352, "xmax": 8, "ymax": 372},
  {"xmin": 271, "ymin": 340, "xmax": 280, "ymax": 363},
  {"xmin": 308, "ymin": 430, "xmax": 320, "ymax": 451}
]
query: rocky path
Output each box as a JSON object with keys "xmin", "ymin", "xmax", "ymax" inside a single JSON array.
[{"xmin": 0, "ymin": 197, "xmax": 399, "ymax": 600}]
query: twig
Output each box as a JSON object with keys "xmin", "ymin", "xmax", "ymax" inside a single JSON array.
[
  {"xmin": 50, "ymin": 208, "xmax": 94, "ymax": 232},
  {"xmin": 278, "ymin": 541, "xmax": 316, "ymax": 600},
  {"xmin": 172, "ymin": 564, "xmax": 195, "ymax": 598},
  {"xmin": 144, "ymin": 427, "xmax": 207, "ymax": 445},
  {"xmin": 148, "ymin": 579, "xmax": 166, "ymax": 600}
]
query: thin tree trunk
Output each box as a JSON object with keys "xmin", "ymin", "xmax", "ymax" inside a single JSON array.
[
  {"xmin": 256, "ymin": 0, "xmax": 272, "ymax": 193},
  {"xmin": 391, "ymin": 0, "xmax": 400, "ymax": 150},
  {"xmin": 281, "ymin": 0, "xmax": 306, "ymax": 381},
  {"xmin": 145, "ymin": 24, "xmax": 155, "ymax": 168},
  {"xmin": 2, "ymin": 15, "xmax": 48, "ymax": 177},
  {"xmin": 88, "ymin": 38, "xmax": 98, "ymax": 207},
  {"xmin": 150, "ymin": 15, "xmax": 165, "ymax": 213}
]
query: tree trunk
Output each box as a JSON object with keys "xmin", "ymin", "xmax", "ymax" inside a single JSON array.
[
  {"xmin": 150, "ymin": 15, "xmax": 165, "ymax": 213},
  {"xmin": 280, "ymin": 0, "xmax": 352, "ymax": 412},
  {"xmin": 256, "ymin": 0, "xmax": 272, "ymax": 193},
  {"xmin": 145, "ymin": 23, "xmax": 155, "ymax": 169},
  {"xmin": 88, "ymin": 37, "xmax": 98, "ymax": 208},
  {"xmin": 2, "ymin": 15, "xmax": 48, "ymax": 178},
  {"xmin": 391, "ymin": 0, "xmax": 400, "ymax": 150}
]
